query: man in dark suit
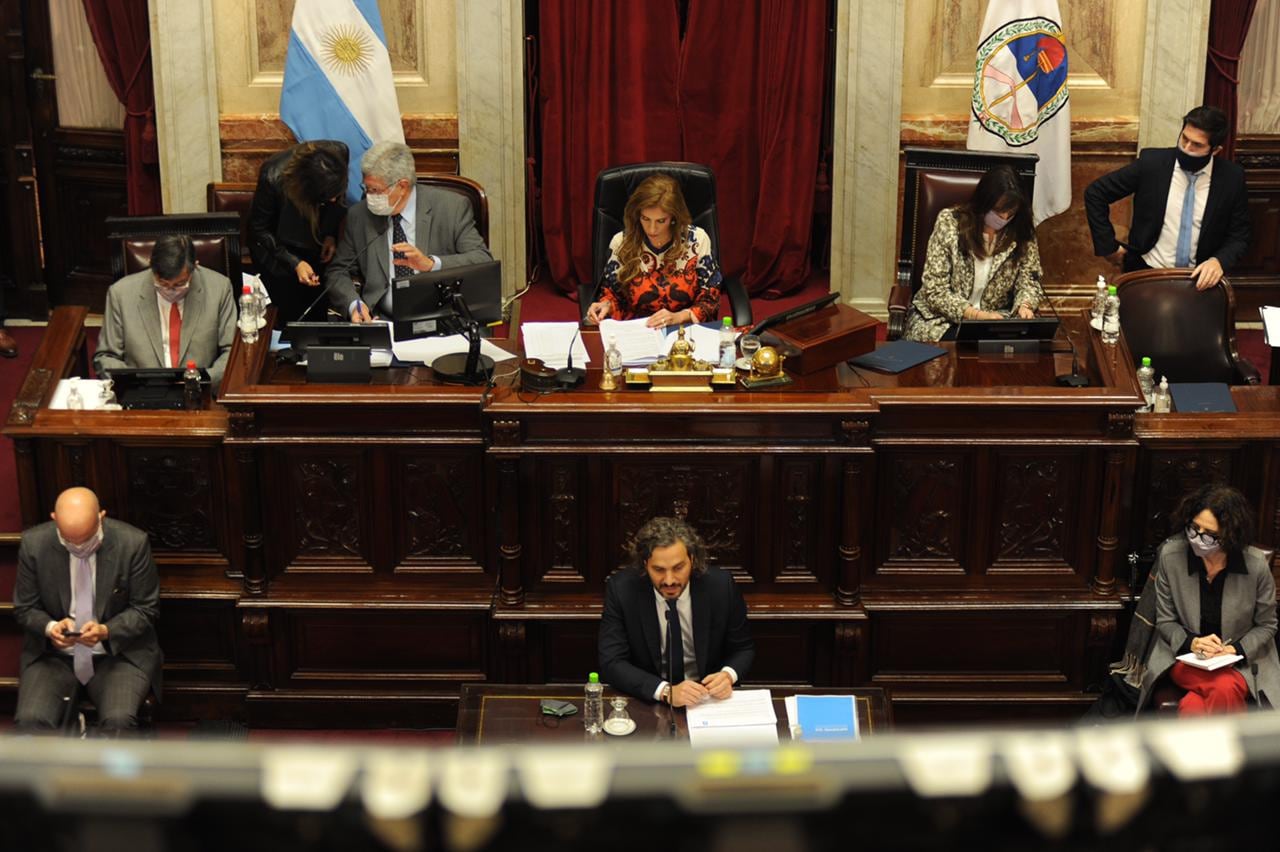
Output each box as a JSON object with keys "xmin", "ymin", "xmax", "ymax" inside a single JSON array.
[
  {"xmin": 325, "ymin": 140, "xmax": 493, "ymax": 321},
  {"xmin": 598, "ymin": 517, "xmax": 754, "ymax": 706},
  {"xmin": 1084, "ymin": 105, "xmax": 1250, "ymax": 291},
  {"xmin": 12, "ymin": 487, "xmax": 161, "ymax": 734},
  {"xmin": 94, "ymin": 234, "xmax": 237, "ymax": 391}
]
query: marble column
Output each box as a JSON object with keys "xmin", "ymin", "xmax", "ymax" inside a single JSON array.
[
  {"xmin": 456, "ymin": 0, "xmax": 527, "ymax": 300},
  {"xmin": 148, "ymin": 0, "xmax": 223, "ymax": 213},
  {"xmin": 830, "ymin": 0, "xmax": 906, "ymax": 319},
  {"xmin": 1138, "ymin": 0, "xmax": 1212, "ymax": 151}
]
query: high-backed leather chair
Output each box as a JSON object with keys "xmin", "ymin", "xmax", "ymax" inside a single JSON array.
[
  {"xmin": 418, "ymin": 174, "xmax": 489, "ymax": 246},
  {"xmin": 1115, "ymin": 268, "xmax": 1259, "ymax": 385},
  {"xmin": 105, "ymin": 212, "xmax": 243, "ymax": 284},
  {"xmin": 887, "ymin": 147, "xmax": 1039, "ymax": 340},
  {"xmin": 580, "ymin": 162, "xmax": 751, "ymax": 326}
]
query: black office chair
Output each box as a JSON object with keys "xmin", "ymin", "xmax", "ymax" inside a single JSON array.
[{"xmin": 578, "ymin": 162, "xmax": 752, "ymax": 326}]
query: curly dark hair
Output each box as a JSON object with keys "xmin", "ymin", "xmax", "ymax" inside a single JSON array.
[
  {"xmin": 628, "ymin": 517, "xmax": 707, "ymax": 575},
  {"xmin": 1174, "ymin": 484, "xmax": 1257, "ymax": 553}
]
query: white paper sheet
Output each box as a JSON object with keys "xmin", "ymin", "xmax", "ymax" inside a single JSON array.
[
  {"xmin": 1261, "ymin": 305, "xmax": 1280, "ymax": 347},
  {"xmin": 599, "ymin": 318, "xmax": 666, "ymax": 365},
  {"xmin": 391, "ymin": 334, "xmax": 514, "ymax": 365},
  {"xmin": 688, "ymin": 723, "xmax": 779, "ymax": 749},
  {"xmin": 664, "ymin": 324, "xmax": 730, "ymax": 362},
  {"xmin": 685, "ymin": 689, "xmax": 776, "ymax": 729},
  {"xmin": 522, "ymin": 322, "xmax": 590, "ymax": 369}
]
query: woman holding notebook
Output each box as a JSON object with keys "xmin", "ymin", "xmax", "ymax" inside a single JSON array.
[{"xmin": 1138, "ymin": 485, "xmax": 1278, "ymax": 715}]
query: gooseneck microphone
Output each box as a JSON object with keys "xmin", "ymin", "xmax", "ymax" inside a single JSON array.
[
  {"xmin": 554, "ymin": 327, "xmax": 585, "ymax": 388},
  {"xmin": 296, "ymin": 219, "xmax": 391, "ymax": 322},
  {"xmin": 665, "ymin": 605, "xmax": 679, "ymax": 737},
  {"xmin": 1030, "ymin": 271, "xmax": 1090, "ymax": 388}
]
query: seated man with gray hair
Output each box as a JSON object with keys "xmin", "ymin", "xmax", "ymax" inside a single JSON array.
[
  {"xmin": 598, "ymin": 517, "xmax": 755, "ymax": 706},
  {"xmin": 324, "ymin": 140, "xmax": 493, "ymax": 322}
]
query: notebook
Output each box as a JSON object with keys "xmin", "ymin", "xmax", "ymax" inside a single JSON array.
[
  {"xmin": 848, "ymin": 340, "xmax": 947, "ymax": 374},
  {"xmin": 1169, "ymin": 382, "xmax": 1236, "ymax": 413}
]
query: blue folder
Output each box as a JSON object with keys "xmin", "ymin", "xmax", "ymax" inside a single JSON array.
[
  {"xmin": 1169, "ymin": 382, "xmax": 1236, "ymax": 413},
  {"xmin": 848, "ymin": 340, "xmax": 947, "ymax": 374},
  {"xmin": 795, "ymin": 695, "xmax": 859, "ymax": 741}
]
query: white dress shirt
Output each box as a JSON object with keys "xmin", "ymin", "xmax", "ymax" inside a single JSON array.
[
  {"xmin": 651, "ymin": 582, "xmax": 739, "ymax": 700},
  {"xmin": 45, "ymin": 549, "xmax": 106, "ymax": 656},
  {"xmin": 1143, "ymin": 156, "xmax": 1214, "ymax": 269},
  {"xmin": 156, "ymin": 291, "xmax": 184, "ymax": 368}
]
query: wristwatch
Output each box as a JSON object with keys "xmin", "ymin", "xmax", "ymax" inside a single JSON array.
[{"xmin": 662, "ymin": 684, "xmax": 673, "ymax": 705}]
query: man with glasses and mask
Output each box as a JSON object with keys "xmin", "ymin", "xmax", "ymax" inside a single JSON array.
[
  {"xmin": 94, "ymin": 234, "xmax": 237, "ymax": 392},
  {"xmin": 324, "ymin": 140, "xmax": 492, "ymax": 322},
  {"xmin": 1084, "ymin": 105, "xmax": 1251, "ymax": 291},
  {"xmin": 12, "ymin": 487, "xmax": 161, "ymax": 735}
]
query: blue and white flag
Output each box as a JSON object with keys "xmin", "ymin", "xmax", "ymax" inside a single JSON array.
[
  {"xmin": 280, "ymin": 0, "xmax": 405, "ymax": 203},
  {"xmin": 967, "ymin": 0, "xmax": 1071, "ymax": 224}
]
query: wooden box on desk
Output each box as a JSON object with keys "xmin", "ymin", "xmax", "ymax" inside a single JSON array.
[{"xmin": 764, "ymin": 303, "xmax": 878, "ymax": 375}]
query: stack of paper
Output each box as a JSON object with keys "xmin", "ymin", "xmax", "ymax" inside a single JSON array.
[
  {"xmin": 522, "ymin": 322, "xmax": 590, "ymax": 369},
  {"xmin": 684, "ymin": 689, "xmax": 778, "ymax": 748},
  {"xmin": 1176, "ymin": 652, "xmax": 1243, "ymax": 671},
  {"xmin": 784, "ymin": 695, "xmax": 860, "ymax": 741},
  {"xmin": 389, "ymin": 322, "xmax": 514, "ymax": 366},
  {"xmin": 665, "ymin": 323, "xmax": 729, "ymax": 362},
  {"xmin": 1262, "ymin": 306, "xmax": 1280, "ymax": 347},
  {"xmin": 598, "ymin": 318, "xmax": 666, "ymax": 365}
]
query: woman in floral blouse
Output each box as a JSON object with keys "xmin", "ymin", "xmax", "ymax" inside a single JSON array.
[
  {"xmin": 585, "ymin": 174, "xmax": 723, "ymax": 328},
  {"xmin": 903, "ymin": 165, "xmax": 1042, "ymax": 342}
]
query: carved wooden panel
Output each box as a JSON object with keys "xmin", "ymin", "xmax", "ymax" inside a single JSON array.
[
  {"xmin": 123, "ymin": 447, "xmax": 220, "ymax": 553},
  {"xmin": 48, "ymin": 135, "xmax": 127, "ymax": 309},
  {"xmin": 279, "ymin": 450, "xmax": 372, "ymax": 569},
  {"xmin": 775, "ymin": 458, "xmax": 822, "ymax": 584},
  {"xmin": 1136, "ymin": 448, "xmax": 1233, "ymax": 565},
  {"xmin": 747, "ymin": 621, "xmax": 818, "ymax": 686},
  {"xmin": 879, "ymin": 452, "xmax": 967, "ymax": 571},
  {"xmin": 989, "ymin": 450, "xmax": 1079, "ymax": 571},
  {"xmin": 535, "ymin": 458, "xmax": 586, "ymax": 585},
  {"xmin": 612, "ymin": 459, "xmax": 752, "ymax": 580},
  {"xmin": 541, "ymin": 621, "xmax": 600, "ymax": 685},
  {"xmin": 156, "ymin": 600, "xmax": 240, "ymax": 682},
  {"xmin": 392, "ymin": 449, "xmax": 484, "ymax": 569}
]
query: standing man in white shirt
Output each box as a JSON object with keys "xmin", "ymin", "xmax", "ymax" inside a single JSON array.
[
  {"xmin": 598, "ymin": 517, "xmax": 755, "ymax": 707},
  {"xmin": 1084, "ymin": 105, "xmax": 1251, "ymax": 291},
  {"xmin": 12, "ymin": 487, "xmax": 161, "ymax": 735}
]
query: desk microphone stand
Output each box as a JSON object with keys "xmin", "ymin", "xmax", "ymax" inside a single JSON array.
[
  {"xmin": 431, "ymin": 286, "xmax": 495, "ymax": 384},
  {"xmin": 665, "ymin": 608, "xmax": 679, "ymax": 738}
]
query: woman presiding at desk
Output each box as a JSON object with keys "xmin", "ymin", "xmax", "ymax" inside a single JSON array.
[
  {"xmin": 1140, "ymin": 485, "xmax": 1278, "ymax": 716},
  {"xmin": 248, "ymin": 140, "xmax": 348, "ymax": 325},
  {"xmin": 584, "ymin": 174, "xmax": 723, "ymax": 328},
  {"xmin": 903, "ymin": 165, "xmax": 1042, "ymax": 343}
]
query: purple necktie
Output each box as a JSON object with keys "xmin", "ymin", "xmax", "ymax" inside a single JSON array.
[{"xmin": 73, "ymin": 555, "xmax": 94, "ymax": 685}]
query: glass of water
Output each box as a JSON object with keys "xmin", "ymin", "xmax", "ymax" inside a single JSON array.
[{"xmin": 739, "ymin": 334, "xmax": 762, "ymax": 364}]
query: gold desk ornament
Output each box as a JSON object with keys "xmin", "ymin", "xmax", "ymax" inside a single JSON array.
[
  {"xmin": 742, "ymin": 344, "xmax": 793, "ymax": 389},
  {"xmin": 626, "ymin": 326, "xmax": 723, "ymax": 392},
  {"xmin": 599, "ymin": 369, "xmax": 617, "ymax": 391}
]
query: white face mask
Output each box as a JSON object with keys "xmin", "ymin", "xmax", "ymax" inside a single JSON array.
[
  {"xmin": 365, "ymin": 181, "xmax": 402, "ymax": 217},
  {"xmin": 155, "ymin": 282, "xmax": 190, "ymax": 304},
  {"xmin": 58, "ymin": 522, "xmax": 103, "ymax": 559}
]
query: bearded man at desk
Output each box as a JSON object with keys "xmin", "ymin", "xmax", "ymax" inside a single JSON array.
[{"xmin": 598, "ymin": 517, "xmax": 755, "ymax": 706}]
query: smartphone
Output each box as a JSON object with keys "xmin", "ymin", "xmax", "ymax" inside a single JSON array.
[{"xmin": 62, "ymin": 630, "xmax": 82, "ymax": 638}]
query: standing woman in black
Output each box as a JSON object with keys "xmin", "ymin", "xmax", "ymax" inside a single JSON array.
[{"xmin": 248, "ymin": 140, "xmax": 348, "ymax": 325}]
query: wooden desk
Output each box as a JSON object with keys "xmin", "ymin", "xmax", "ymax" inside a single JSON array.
[{"xmin": 455, "ymin": 683, "xmax": 891, "ymax": 745}]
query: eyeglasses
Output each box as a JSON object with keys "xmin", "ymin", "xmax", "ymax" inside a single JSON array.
[{"xmin": 1186, "ymin": 523, "xmax": 1221, "ymax": 546}]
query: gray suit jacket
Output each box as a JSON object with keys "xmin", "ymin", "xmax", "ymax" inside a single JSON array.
[
  {"xmin": 12, "ymin": 518, "xmax": 163, "ymax": 698},
  {"xmin": 325, "ymin": 185, "xmax": 493, "ymax": 315},
  {"xmin": 1139, "ymin": 537, "xmax": 1279, "ymax": 710},
  {"xmin": 94, "ymin": 266, "xmax": 237, "ymax": 391}
]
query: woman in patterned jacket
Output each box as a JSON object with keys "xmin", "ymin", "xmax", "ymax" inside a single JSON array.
[
  {"xmin": 903, "ymin": 165, "xmax": 1042, "ymax": 342},
  {"xmin": 585, "ymin": 174, "xmax": 723, "ymax": 328}
]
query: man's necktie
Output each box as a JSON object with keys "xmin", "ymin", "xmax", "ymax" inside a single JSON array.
[
  {"xmin": 168, "ymin": 302, "xmax": 182, "ymax": 368},
  {"xmin": 666, "ymin": 598, "xmax": 685, "ymax": 684},
  {"xmin": 391, "ymin": 215, "xmax": 415, "ymax": 280},
  {"xmin": 1174, "ymin": 172, "xmax": 1200, "ymax": 268},
  {"xmin": 73, "ymin": 556, "xmax": 94, "ymax": 685}
]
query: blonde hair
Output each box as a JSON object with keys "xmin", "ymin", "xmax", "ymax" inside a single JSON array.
[{"xmin": 614, "ymin": 174, "xmax": 693, "ymax": 285}]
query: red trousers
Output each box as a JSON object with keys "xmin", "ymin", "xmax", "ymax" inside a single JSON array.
[{"xmin": 1169, "ymin": 661, "xmax": 1248, "ymax": 715}]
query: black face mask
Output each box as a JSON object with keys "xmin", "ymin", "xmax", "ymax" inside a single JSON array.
[{"xmin": 1175, "ymin": 145, "xmax": 1212, "ymax": 173}]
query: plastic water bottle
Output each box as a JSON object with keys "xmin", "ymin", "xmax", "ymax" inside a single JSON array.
[
  {"xmin": 605, "ymin": 335, "xmax": 623, "ymax": 377},
  {"xmin": 1152, "ymin": 376, "xmax": 1172, "ymax": 413},
  {"xmin": 252, "ymin": 282, "xmax": 267, "ymax": 330},
  {"xmin": 1136, "ymin": 356, "xmax": 1155, "ymax": 410},
  {"xmin": 1090, "ymin": 275, "xmax": 1108, "ymax": 326},
  {"xmin": 239, "ymin": 285, "xmax": 259, "ymax": 344},
  {"xmin": 719, "ymin": 317, "xmax": 736, "ymax": 369},
  {"xmin": 1101, "ymin": 285, "xmax": 1120, "ymax": 344},
  {"xmin": 583, "ymin": 672, "xmax": 604, "ymax": 734},
  {"xmin": 183, "ymin": 360, "xmax": 202, "ymax": 410},
  {"xmin": 66, "ymin": 377, "xmax": 84, "ymax": 411}
]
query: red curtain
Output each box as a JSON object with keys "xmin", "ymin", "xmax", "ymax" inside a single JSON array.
[
  {"xmin": 82, "ymin": 0, "xmax": 162, "ymax": 215},
  {"xmin": 680, "ymin": 0, "xmax": 828, "ymax": 297},
  {"xmin": 538, "ymin": 1, "xmax": 684, "ymax": 294},
  {"xmin": 1203, "ymin": 0, "xmax": 1258, "ymax": 159}
]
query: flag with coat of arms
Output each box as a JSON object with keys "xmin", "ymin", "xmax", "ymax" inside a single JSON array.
[
  {"xmin": 280, "ymin": 0, "xmax": 405, "ymax": 204},
  {"xmin": 966, "ymin": 0, "xmax": 1071, "ymax": 225}
]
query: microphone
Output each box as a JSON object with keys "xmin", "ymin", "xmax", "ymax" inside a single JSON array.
[
  {"xmin": 664, "ymin": 606, "xmax": 679, "ymax": 737},
  {"xmin": 554, "ymin": 326, "xmax": 585, "ymax": 388},
  {"xmin": 1029, "ymin": 270, "xmax": 1089, "ymax": 388},
  {"xmin": 296, "ymin": 219, "xmax": 391, "ymax": 322}
]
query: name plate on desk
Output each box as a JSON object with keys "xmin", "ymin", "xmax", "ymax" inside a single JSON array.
[{"xmin": 761, "ymin": 303, "xmax": 877, "ymax": 375}]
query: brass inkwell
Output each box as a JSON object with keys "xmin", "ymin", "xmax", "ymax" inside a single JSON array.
[{"xmin": 624, "ymin": 327, "xmax": 736, "ymax": 392}]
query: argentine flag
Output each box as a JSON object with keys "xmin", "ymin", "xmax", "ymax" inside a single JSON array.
[{"xmin": 280, "ymin": 0, "xmax": 405, "ymax": 204}]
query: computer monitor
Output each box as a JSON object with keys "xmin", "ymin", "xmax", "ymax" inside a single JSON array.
[
  {"xmin": 954, "ymin": 317, "xmax": 1059, "ymax": 344},
  {"xmin": 107, "ymin": 367, "xmax": 210, "ymax": 410},
  {"xmin": 747, "ymin": 292, "xmax": 839, "ymax": 338},
  {"xmin": 378, "ymin": 260, "xmax": 502, "ymax": 341},
  {"xmin": 279, "ymin": 322, "xmax": 393, "ymax": 357}
]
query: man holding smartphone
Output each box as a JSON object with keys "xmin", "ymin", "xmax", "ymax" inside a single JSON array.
[{"xmin": 12, "ymin": 487, "xmax": 162, "ymax": 735}]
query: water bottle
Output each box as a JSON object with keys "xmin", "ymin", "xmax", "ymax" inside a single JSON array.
[
  {"xmin": 583, "ymin": 672, "xmax": 604, "ymax": 734},
  {"xmin": 719, "ymin": 317, "xmax": 736, "ymax": 369},
  {"xmin": 1090, "ymin": 275, "xmax": 1108, "ymax": 326},
  {"xmin": 605, "ymin": 335, "xmax": 623, "ymax": 377},
  {"xmin": 66, "ymin": 377, "xmax": 84, "ymax": 411},
  {"xmin": 239, "ymin": 284, "xmax": 259, "ymax": 344},
  {"xmin": 1152, "ymin": 376, "xmax": 1172, "ymax": 413},
  {"xmin": 183, "ymin": 360, "xmax": 202, "ymax": 410},
  {"xmin": 1136, "ymin": 356, "xmax": 1155, "ymax": 410},
  {"xmin": 252, "ymin": 281, "xmax": 267, "ymax": 329},
  {"xmin": 1101, "ymin": 286, "xmax": 1120, "ymax": 344}
]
